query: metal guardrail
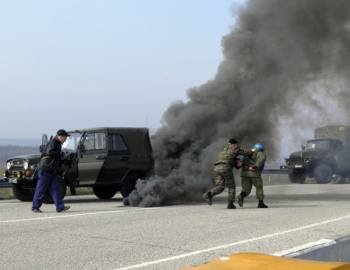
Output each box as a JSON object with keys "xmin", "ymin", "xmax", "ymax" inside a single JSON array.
[{"xmin": 263, "ymin": 168, "xmax": 289, "ymax": 175}]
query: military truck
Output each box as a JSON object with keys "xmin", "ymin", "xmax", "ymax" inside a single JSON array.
[
  {"xmin": 3, "ymin": 127, "xmax": 154, "ymax": 201},
  {"xmin": 285, "ymin": 125, "xmax": 350, "ymax": 184}
]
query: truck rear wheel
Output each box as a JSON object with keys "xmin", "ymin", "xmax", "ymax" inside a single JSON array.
[
  {"xmin": 314, "ymin": 164, "xmax": 333, "ymax": 184},
  {"xmin": 288, "ymin": 170, "xmax": 306, "ymax": 184},
  {"xmin": 120, "ymin": 172, "xmax": 142, "ymax": 198},
  {"xmin": 12, "ymin": 184, "xmax": 34, "ymax": 202},
  {"xmin": 93, "ymin": 186, "xmax": 118, "ymax": 199}
]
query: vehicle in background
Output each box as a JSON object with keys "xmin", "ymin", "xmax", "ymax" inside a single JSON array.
[{"xmin": 285, "ymin": 125, "xmax": 350, "ymax": 184}]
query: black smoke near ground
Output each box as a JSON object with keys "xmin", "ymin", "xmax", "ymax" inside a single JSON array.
[{"xmin": 128, "ymin": 0, "xmax": 350, "ymax": 207}]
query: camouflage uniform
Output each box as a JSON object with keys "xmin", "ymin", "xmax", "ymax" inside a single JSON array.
[
  {"xmin": 240, "ymin": 151, "xmax": 266, "ymax": 201},
  {"xmin": 209, "ymin": 144, "xmax": 241, "ymax": 202}
]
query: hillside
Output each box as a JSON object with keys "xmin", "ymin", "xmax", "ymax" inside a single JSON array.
[{"xmin": 0, "ymin": 146, "xmax": 39, "ymax": 167}]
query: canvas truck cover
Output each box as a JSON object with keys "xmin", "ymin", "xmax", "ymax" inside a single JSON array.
[{"xmin": 314, "ymin": 125, "xmax": 350, "ymax": 146}]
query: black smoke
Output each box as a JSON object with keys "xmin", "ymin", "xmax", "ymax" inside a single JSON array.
[{"xmin": 129, "ymin": 0, "xmax": 350, "ymax": 207}]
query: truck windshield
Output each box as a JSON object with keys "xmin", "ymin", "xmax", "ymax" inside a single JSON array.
[
  {"xmin": 306, "ymin": 140, "xmax": 330, "ymax": 150},
  {"xmin": 62, "ymin": 132, "xmax": 81, "ymax": 151}
]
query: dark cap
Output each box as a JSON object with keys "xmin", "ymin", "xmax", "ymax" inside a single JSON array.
[
  {"xmin": 57, "ymin": 129, "xmax": 70, "ymax": 137},
  {"xmin": 229, "ymin": 138, "xmax": 238, "ymax": 144}
]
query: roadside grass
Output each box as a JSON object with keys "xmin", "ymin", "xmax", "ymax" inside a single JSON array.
[
  {"xmin": 0, "ymin": 189, "xmax": 14, "ymax": 200},
  {"xmin": 0, "ymin": 169, "xmax": 13, "ymax": 200}
]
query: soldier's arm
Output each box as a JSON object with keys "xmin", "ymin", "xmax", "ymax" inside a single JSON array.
[
  {"xmin": 236, "ymin": 148, "xmax": 253, "ymax": 157},
  {"xmin": 251, "ymin": 152, "xmax": 266, "ymax": 170}
]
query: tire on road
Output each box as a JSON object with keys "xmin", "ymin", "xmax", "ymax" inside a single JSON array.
[
  {"xmin": 120, "ymin": 172, "xmax": 142, "ymax": 198},
  {"xmin": 288, "ymin": 170, "xmax": 306, "ymax": 184},
  {"xmin": 12, "ymin": 184, "xmax": 34, "ymax": 202},
  {"xmin": 93, "ymin": 186, "xmax": 118, "ymax": 200},
  {"xmin": 313, "ymin": 164, "xmax": 333, "ymax": 184}
]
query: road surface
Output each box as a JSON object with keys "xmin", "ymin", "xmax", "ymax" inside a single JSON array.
[{"xmin": 1, "ymin": 183, "xmax": 350, "ymax": 269}]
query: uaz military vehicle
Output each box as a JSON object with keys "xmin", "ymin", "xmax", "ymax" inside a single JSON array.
[
  {"xmin": 3, "ymin": 128, "xmax": 154, "ymax": 201},
  {"xmin": 285, "ymin": 125, "xmax": 350, "ymax": 184}
]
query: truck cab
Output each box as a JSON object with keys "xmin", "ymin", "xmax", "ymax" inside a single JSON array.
[{"xmin": 285, "ymin": 125, "xmax": 350, "ymax": 184}]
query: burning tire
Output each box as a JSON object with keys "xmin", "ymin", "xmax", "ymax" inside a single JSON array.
[
  {"xmin": 120, "ymin": 172, "xmax": 142, "ymax": 198},
  {"xmin": 314, "ymin": 164, "xmax": 333, "ymax": 184}
]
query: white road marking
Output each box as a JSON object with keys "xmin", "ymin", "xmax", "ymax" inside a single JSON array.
[
  {"xmin": 0, "ymin": 208, "xmax": 157, "ymax": 224},
  {"xmin": 273, "ymin": 239, "xmax": 336, "ymax": 256},
  {"xmin": 113, "ymin": 213, "xmax": 350, "ymax": 270}
]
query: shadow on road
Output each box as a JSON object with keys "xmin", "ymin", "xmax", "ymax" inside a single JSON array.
[{"xmin": 63, "ymin": 197, "xmax": 123, "ymax": 204}]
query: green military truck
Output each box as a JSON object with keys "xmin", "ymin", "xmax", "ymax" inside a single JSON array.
[
  {"xmin": 2, "ymin": 127, "xmax": 154, "ymax": 201},
  {"xmin": 285, "ymin": 125, "xmax": 350, "ymax": 184}
]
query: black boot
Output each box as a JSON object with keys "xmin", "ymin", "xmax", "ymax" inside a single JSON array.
[
  {"xmin": 227, "ymin": 201, "xmax": 236, "ymax": 209},
  {"xmin": 237, "ymin": 192, "xmax": 246, "ymax": 207},
  {"xmin": 203, "ymin": 192, "xmax": 213, "ymax": 206},
  {"xmin": 258, "ymin": 200, "xmax": 268, "ymax": 208}
]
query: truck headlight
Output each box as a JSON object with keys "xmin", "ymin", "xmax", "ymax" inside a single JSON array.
[
  {"xmin": 23, "ymin": 161, "xmax": 29, "ymax": 170},
  {"xmin": 6, "ymin": 161, "xmax": 12, "ymax": 170},
  {"xmin": 304, "ymin": 158, "xmax": 312, "ymax": 165}
]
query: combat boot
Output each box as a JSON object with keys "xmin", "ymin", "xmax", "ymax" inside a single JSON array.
[
  {"xmin": 227, "ymin": 201, "xmax": 236, "ymax": 209},
  {"xmin": 203, "ymin": 192, "xmax": 213, "ymax": 206},
  {"xmin": 237, "ymin": 192, "xmax": 246, "ymax": 207},
  {"xmin": 258, "ymin": 200, "xmax": 268, "ymax": 208}
]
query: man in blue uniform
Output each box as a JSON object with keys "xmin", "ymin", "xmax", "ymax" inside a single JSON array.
[{"xmin": 32, "ymin": 129, "xmax": 71, "ymax": 213}]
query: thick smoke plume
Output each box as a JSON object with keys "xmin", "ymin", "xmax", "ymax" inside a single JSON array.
[{"xmin": 128, "ymin": 0, "xmax": 350, "ymax": 207}]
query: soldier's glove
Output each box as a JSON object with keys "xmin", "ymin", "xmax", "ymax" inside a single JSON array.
[{"xmin": 249, "ymin": 166, "xmax": 257, "ymax": 171}]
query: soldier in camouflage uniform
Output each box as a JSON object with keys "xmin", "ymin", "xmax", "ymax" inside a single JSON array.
[
  {"xmin": 203, "ymin": 138, "xmax": 245, "ymax": 209},
  {"xmin": 237, "ymin": 143, "xmax": 268, "ymax": 208}
]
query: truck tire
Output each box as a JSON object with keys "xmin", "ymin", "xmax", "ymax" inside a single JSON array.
[
  {"xmin": 12, "ymin": 184, "xmax": 34, "ymax": 202},
  {"xmin": 93, "ymin": 186, "xmax": 118, "ymax": 199},
  {"xmin": 120, "ymin": 172, "xmax": 142, "ymax": 198},
  {"xmin": 288, "ymin": 170, "xmax": 306, "ymax": 184},
  {"xmin": 314, "ymin": 164, "xmax": 333, "ymax": 184},
  {"xmin": 43, "ymin": 182, "xmax": 67, "ymax": 204}
]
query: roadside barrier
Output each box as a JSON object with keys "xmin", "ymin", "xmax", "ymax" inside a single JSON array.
[{"xmin": 181, "ymin": 253, "xmax": 350, "ymax": 270}]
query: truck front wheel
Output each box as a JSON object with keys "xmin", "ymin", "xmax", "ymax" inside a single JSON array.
[
  {"xmin": 12, "ymin": 184, "xmax": 34, "ymax": 202},
  {"xmin": 93, "ymin": 186, "xmax": 118, "ymax": 199},
  {"xmin": 314, "ymin": 164, "xmax": 333, "ymax": 184},
  {"xmin": 288, "ymin": 170, "xmax": 306, "ymax": 184}
]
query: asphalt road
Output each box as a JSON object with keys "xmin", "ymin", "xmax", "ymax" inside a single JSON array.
[{"xmin": 1, "ymin": 183, "xmax": 350, "ymax": 270}]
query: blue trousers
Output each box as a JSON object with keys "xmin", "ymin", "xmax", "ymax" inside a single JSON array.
[{"xmin": 32, "ymin": 169, "xmax": 65, "ymax": 212}]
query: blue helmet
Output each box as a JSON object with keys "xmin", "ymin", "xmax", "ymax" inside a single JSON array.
[{"xmin": 253, "ymin": 143, "xmax": 265, "ymax": 152}]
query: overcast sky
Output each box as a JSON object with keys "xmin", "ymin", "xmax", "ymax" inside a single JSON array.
[{"xmin": 1, "ymin": 0, "xmax": 244, "ymax": 139}]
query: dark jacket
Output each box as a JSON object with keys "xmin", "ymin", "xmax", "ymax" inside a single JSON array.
[{"xmin": 39, "ymin": 137, "xmax": 62, "ymax": 175}]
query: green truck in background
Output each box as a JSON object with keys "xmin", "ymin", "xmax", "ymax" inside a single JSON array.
[{"xmin": 285, "ymin": 125, "xmax": 350, "ymax": 184}]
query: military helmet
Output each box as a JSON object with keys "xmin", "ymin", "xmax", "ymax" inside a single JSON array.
[{"xmin": 253, "ymin": 143, "xmax": 265, "ymax": 151}]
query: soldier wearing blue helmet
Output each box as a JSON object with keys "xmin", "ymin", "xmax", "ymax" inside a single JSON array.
[{"xmin": 237, "ymin": 143, "xmax": 268, "ymax": 208}]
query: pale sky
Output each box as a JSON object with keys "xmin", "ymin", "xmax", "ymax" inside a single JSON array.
[{"xmin": 0, "ymin": 0, "xmax": 245, "ymax": 139}]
